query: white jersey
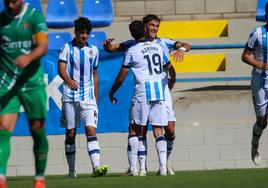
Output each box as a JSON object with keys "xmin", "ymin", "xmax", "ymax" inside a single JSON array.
[
  {"xmin": 58, "ymin": 41, "xmax": 99, "ymax": 103},
  {"xmin": 153, "ymin": 37, "xmax": 176, "ymax": 84},
  {"xmin": 154, "ymin": 37, "xmax": 176, "ymax": 58},
  {"xmin": 246, "ymin": 25, "xmax": 268, "ymax": 78},
  {"xmin": 123, "ymin": 40, "xmax": 169, "ymax": 102},
  {"xmin": 247, "ymin": 25, "xmax": 268, "ymax": 116}
]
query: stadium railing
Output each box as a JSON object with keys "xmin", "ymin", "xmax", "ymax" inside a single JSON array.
[{"xmin": 174, "ymin": 43, "xmax": 251, "ymax": 83}]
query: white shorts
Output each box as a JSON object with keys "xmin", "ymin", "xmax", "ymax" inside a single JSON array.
[
  {"xmin": 132, "ymin": 99, "xmax": 168, "ymax": 126},
  {"xmin": 61, "ymin": 101, "xmax": 98, "ymax": 129},
  {"xmin": 251, "ymin": 78, "xmax": 268, "ymax": 117},
  {"xmin": 165, "ymin": 87, "xmax": 176, "ymax": 122}
]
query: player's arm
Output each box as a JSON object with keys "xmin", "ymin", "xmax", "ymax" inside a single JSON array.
[
  {"xmin": 103, "ymin": 38, "xmax": 123, "ymax": 52},
  {"xmin": 168, "ymin": 64, "xmax": 176, "ymax": 90},
  {"xmin": 14, "ymin": 32, "xmax": 48, "ymax": 68},
  {"xmin": 171, "ymin": 41, "xmax": 192, "ymax": 63},
  {"xmin": 242, "ymin": 48, "xmax": 267, "ymax": 69},
  {"xmin": 109, "ymin": 66, "xmax": 129, "ymax": 104},
  {"xmin": 93, "ymin": 69, "xmax": 99, "ymax": 102},
  {"xmin": 58, "ymin": 61, "xmax": 79, "ymax": 90}
]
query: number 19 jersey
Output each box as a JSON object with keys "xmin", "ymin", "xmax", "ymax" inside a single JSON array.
[{"xmin": 123, "ymin": 40, "xmax": 169, "ymax": 102}]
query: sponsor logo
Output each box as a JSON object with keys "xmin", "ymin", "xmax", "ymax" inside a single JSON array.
[{"xmin": 1, "ymin": 36, "xmax": 32, "ymax": 51}]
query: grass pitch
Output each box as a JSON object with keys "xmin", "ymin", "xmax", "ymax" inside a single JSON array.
[{"xmin": 7, "ymin": 168, "xmax": 268, "ymax": 188}]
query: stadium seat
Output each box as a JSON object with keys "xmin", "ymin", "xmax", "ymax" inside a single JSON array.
[
  {"xmin": 88, "ymin": 31, "xmax": 107, "ymax": 49},
  {"xmin": 256, "ymin": 0, "xmax": 268, "ymax": 22},
  {"xmin": 48, "ymin": 32, "xmax": 72, "ymax": 50},
  {"xmin": 46, "ymin": 0, "xmax": 78, "ymax": 28},
  {"xmin": 25, "ymin": 0, "xmax": 43, "ymax": 14},
  {"xmin": 82, "ymin": 0, "xmax": 114, "ymax": 27},
  {"xmin": 0, "ymin": 0, "xmax": 4, "ymax": 12}
]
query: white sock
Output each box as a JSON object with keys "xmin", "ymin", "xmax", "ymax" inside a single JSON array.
[
  {"xmin": 156, "ymin": 136, "xmax": 167, "ymax": 169},
  {"xmin": 138, "ymin": 136, "xmax": 147, "ymax": 170},
  {"xmin": 87, "ymin": 136, "xmax": 100, "ymax": 169},
  {"xmin": 128, "ymin": 135, "xmax": 139, "ymax": 171},
  {"xmin": 252, "ymin": 123, "xmax": 264, "ymax": 148}
]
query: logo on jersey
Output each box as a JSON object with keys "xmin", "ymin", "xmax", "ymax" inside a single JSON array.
[
  {"xmin": 142, "ymin": 42, "xmax": 151, "ymax": 46},
  {"xmin": 23, "ymin": 23, "xmax": 29, "ymax": 29},
  {"xmin": 0, "ymin": 35, "xmax": 32, "ymax": 51}
]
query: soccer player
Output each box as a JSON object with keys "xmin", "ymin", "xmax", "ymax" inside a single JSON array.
[
  {"xmin": 0, "ymin": 0, "xmax": 49, "ymax": 188},
  {"xmin": 242, "ymin": 3, "xmax": 268, "ymax": 166},
  {"xmin": 58, "ymin": 17, "xmax": 108, "ymax": 179},
  {"xmin": 103, "ymin": 14, "xmax": 191, "ymax": 176},
  {"xmin": 109, "ymin": 20, "xmax": 171, "ymax": 175}
]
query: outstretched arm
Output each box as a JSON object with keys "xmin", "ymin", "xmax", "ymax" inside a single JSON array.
[
  {"xmin": 109, "ymin": 66, "xmax": 129, "ymax": 103},
  {"xmin": 171, "ymin": 41, "xmax": 192, "ymax": 63},
  {"xmin": 103, "ymin": 38, "xmax": 123, "ymax": 52}
]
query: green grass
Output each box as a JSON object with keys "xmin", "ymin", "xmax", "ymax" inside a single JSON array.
[{"xmin": 7, "ymin": 168, "xmax": 268, "ymax": 188}]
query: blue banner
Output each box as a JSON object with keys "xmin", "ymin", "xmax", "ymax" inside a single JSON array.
[{"xmin": 13, "ymin": 50, "xmax": 134, "ymax": 136}]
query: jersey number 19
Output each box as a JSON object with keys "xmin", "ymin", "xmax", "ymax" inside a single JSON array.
[{"xmin": 144, "ymin": 54, "xmax": 162, "ymax": 75}]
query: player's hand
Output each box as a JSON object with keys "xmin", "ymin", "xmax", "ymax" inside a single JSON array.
[
  {"xmin": 171, "ymin": 49, "xmax": 184, "ymax": 63},
  {"xmin": 261, "ymin": 63, "xmax": 268, "ymax": 70},
  {"xmin": 66, "ymin": 79, "xmax": 79, "ymax": 90},
  {"xmin": 14, "ymin": 54, "xmax": 32, "ymax": 68},
  {"xmin": 109, "ymin": 94, "xmax": 117, "ymax": 104},
  {"xmin": 103, "ymin": 38, "xmax": 114, "ymax": 50}
]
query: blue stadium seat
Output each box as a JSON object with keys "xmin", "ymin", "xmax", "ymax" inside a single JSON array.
[
  {"xmin": 46, "ymin": 0, "xmax": 78, "ymax": 28},
  {"xmin": 256, "ymin": 0, "xmax": 268, "ymax": 22},
  {"xmin": 48, "ymin": 32, "xmax": 72, "ymax": 50},
  {"xmin": 0, "ymin": 0, "xmax": 4, "ymax": 12},
  {"xmin": 88, "ymin": 31, "xmax": 107, "ymax": 49},
  {"xmin": 25, "ymin": 0, "xmax": 43, "ymax": 14},
  {"xmin": 82, "ymin": 0, "xmax": 114, "ymax": 27}
]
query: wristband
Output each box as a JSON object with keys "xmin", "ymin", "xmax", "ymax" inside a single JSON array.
[{"xmin": 178, "ymin": 47, "xmax": 186, "ymax": 52}]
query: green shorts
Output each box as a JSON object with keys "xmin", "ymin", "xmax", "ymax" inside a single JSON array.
[{"xmin": 0, "ymin": 87, "xmax": 47, "ymax": 119}]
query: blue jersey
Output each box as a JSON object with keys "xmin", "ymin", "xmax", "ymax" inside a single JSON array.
[{"xmin": 58, "ymin": 40, "xmax": 98, "ymax": 103}]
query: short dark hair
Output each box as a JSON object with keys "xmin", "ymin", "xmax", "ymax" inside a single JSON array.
[
  {"xmin": 129, "ymin": 20, "xmax": 144, "ymax": 40},
  {"xmin": 143, "ymin": 14, "xmax": 161, "ymax": 24},
  {"xmin": 74, "ymin": 17, "xmax": 92, "ymax": 33}
]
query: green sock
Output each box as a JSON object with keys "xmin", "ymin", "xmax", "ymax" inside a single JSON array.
[
  {"xmin": 31, "ymin": 128, "xmax": 49, "ymax": 177},
  {"xmin": 0, "ymin": 130, "xmax": 12, "ymax": 175}
]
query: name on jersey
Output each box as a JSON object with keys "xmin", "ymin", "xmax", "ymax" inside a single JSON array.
[{"xmin": 141, "ymin": 46, "xmax": 159, "ymax": 54}]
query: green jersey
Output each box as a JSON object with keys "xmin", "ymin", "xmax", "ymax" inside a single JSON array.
[{"xmin": 0, "ymin": 5, "xmax": 48, "ymax": 92}]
